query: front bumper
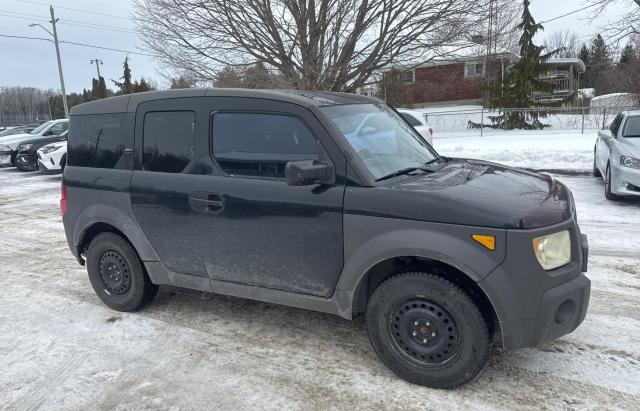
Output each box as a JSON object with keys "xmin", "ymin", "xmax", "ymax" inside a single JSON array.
[
  {"xmin": 611, "ymin": 162, "xmax": 640, "ymax": 196},
  {"xmin": 479, "ymin": 217, "xmax": 590, "ymax": 350}
]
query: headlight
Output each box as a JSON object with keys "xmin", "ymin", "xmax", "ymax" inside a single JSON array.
[
  {"xmin": 40, "ymin": 143, "xmax": 65, "ymax": 154},
  {"xmin": 18, "ymin": 143, "xmax": 33, "ymax": 150},
  {"xmin": 620, "ymin": 155, "xmax": 640, "ymax": 169},
  {"xmin": 532, "ymin": 230, "xmax": 571, "ymax": 270}
]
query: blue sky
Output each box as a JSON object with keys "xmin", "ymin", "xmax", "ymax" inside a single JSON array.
[{"xmin": 0, "ymin": 0, "xmax": 628, "ymax": 93}]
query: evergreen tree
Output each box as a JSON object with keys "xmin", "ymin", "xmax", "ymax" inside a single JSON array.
[
  {"xmin": 586, "ymin": 34, "xmax": 613, "ymax": 94},
  {"xmin": 485, "ymin": 0, "xmax": 559, "ymax": 129},
  {"xmin": 132, "ymin": 77, "xmax": 153, "ymax": 93},
  {"xmin": 112, "ymin": 57, "xmax": 133, "ymax": 94},
  {"xmin": 619, "ymin": 42, "xmax": 636, "ymax": 65}
]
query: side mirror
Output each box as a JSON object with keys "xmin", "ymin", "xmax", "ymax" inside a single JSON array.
[{"xmin": 285, "ymin": 160, "xmax": 333, "ymax": 186}]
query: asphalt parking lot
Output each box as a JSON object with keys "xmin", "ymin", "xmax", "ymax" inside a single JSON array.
[{"xmin": 1, "ymin": 167, "xmax": 640, "ymax": 410}]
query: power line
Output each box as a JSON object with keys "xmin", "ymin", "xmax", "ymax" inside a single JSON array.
[
  {"xmin": 0, "ymin": 32, "xmax": 159, "ymax": 57},
  {"xmin": 0, "ymin": 10, "xmax": 138, "ymax": 34},
  {"xmin": 15, "ymin": 0, "xmax": 131, "ymax": 21},
  {"xmin": 539, "ymin": 4, "xmax": 600, "ymax": 24}
]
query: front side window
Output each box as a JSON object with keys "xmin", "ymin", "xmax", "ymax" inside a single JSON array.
[
  {"xmin": 610, "ymin": 114, "xmax": 623, "ymax": 136},
  {"xmin": 143, "ymin": 111, "xmax": 195, "ymax": 173},
  {"xmin": 30, "ymin": 121, "xmax": 53, "ymax": 135},
  {"xmin": 212, "ymin": 112, "xmax": 324, "ymax": 179},
  {"xmin": 321, "ymin": 103, "xmax": 437, "ymax": 181},
  {"xmin": 47, "ymin": 122, "xmax": 68, "ymax": 136},
  {"xmin": 622, "ymin": 115, "xmax": 640, "ymax": 138},
  {"xmin": 68, "ymin": 114, "xmax": 126, "ymax": 168}
]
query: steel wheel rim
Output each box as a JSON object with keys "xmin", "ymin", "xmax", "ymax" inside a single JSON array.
[
  {"xmin": 99, "ymin": 250, "xmax": 131, "ymax": 295},
  {"xmin": 389, "ymin": 298, "xmax": 460, "ymax": 366}
]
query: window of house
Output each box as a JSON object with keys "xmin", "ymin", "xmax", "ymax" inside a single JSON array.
[
  {"xmin": 401, "ymin": 69, "xmax": 415, "ymax": 83},
  {"xmin": 464, "ymin": 62, "xmax": 484, "ymax": 77},
  {"xmin": 212, "ymin": 112, "xmax": 324, "ymax": 179},
  {"xmin": 68, "ymin": 114, "xmax": 127, "ymax": 168},
  {"xmin": 143, "ymin": 111, "xmax": 195, "ymax": 173}
]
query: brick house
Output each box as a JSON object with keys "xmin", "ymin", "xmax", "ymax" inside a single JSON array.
[{"xmin": 391, "ymin": 53, "xmax": 585, "ymax": 107}]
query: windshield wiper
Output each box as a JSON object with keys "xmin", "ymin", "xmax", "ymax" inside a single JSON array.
[{"xmin": 375, "ymin": 166, "xmax": 428, "ymax": 182}]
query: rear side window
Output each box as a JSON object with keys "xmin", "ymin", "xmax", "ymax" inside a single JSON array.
[
  {"xmin": 143, "ymin": 111, "xmax": 195, "ymax": 173},
  {"xmin": 400, "ymin": 113, "xmax": 421, "ymax": 127},
  {"xmin": 68, "ymin": 114, "xmax": 127, "ymax": 168},
  {"xmin": 212, "ymin": 112, "xmax": 323, "ymax": 179}
]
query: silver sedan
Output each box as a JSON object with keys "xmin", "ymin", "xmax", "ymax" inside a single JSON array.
[{"xmin": 594, "ymin": 110, "xmax": 640, "ymax": 200}]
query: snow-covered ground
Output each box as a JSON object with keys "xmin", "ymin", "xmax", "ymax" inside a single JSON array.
[
  {"xmin": 435, "ymin": 131, "xmax": 597, "ymax": 172},
  {"xmin": 1, "ymin": 144, "xmax": 640, "ymax": 409}
]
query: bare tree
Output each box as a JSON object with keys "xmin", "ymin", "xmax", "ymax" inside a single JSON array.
[
  {"xmin": 544, "ymin": 29, "xmax": 580, "ymax": 58},
  {"xmin": 134, "ymin": 0, "xmax": 493, "ymax": 91},
  {"xmin": 589, "ymin": 0, "xmax": 640, "ymax": 43}
]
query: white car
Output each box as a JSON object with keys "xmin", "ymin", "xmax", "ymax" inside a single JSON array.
[
  {"xmin": 37, "ymin": 140, "xmax": 67, "ymax": 173},
  {"xmin": 0, "ymin": 119, "xmax": 68, "ymax": 167},
  {"xmin": 396, "ymin": 108, "xmax": 433, "ymax": 146}
]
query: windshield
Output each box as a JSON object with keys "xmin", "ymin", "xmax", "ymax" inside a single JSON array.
[
  {"xmin": 30, "ymin": 121, "xmax": 53, "ymax": 135},
  {"xmin": 321, "ymin": 103, "xmax": 437, "ymax": 180},
  {"xmin": 623, "ymin": 115, "xmax": 640, "ymax": 137}
]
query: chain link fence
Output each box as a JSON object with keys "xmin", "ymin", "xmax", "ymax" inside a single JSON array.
[
  {"xmin": 0, "ymin": 114, "xmax": 50, "ymax": 129},
  {"xmin": 422, "ymin": 106, "xmax": 640, "ymax": 137}
]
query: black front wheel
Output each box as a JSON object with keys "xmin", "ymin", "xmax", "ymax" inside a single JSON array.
[
  {"xmin": 366, "ymin": 272, "xmax": 490, "ymax": 389},
  {"xmin": 593, "ymin": 149, "xmax": 601, "ymax": 177},
  {"xmin": 86, "ymin": 232, "xmax": 158, "ymax": 311},
  {"xmin": 604, "ymin": 164, "xmax": 621, "ymax": 201}
]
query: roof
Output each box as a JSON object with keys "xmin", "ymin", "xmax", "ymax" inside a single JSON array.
[
  {"xmin": 410, "ymin": 52, "xmax": 520, "ymax": 69},
  {"xmin": 544, "ymin": 58, "xmax": 586, "ymax": 72},
  {"xmin": 70, "ymin": 89, "xmax": 380, "ymax": 116}
]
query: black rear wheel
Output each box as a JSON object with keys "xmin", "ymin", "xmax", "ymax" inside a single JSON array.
[
  {"xmin": 87, "ymin": 232, "xmax": 158, "ymax": 311},
  {"xmin": 593, "ymin": 148, "xmax": 601, "ymax": 177},
  {"xmin": 604, "ymin": 164, "xmax": 621, "ymax": 201},
  {"xmin": 366, "ymin": 272, "xmax": 490, "ymax": 389}
]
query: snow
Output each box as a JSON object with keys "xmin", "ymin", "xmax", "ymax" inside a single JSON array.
[
  {"xmin": 434, "ymin": 131, "xmax": 597, "ymax": 172},
  {"xmin": 1, "ymin": 140, "xmax": 640, "ymax": 408}
]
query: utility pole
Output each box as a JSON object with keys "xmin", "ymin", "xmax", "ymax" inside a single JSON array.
[
  {"xmin": 50, "ymin": 6, "xmax": 69, "ymax": 118},
  {"xmin": 90, "ymin": 58, "xmax": 103, "ymax": 79},
  {"xmin": 29, "ymin": 6, "xmax": 69, "ymax": 118}
]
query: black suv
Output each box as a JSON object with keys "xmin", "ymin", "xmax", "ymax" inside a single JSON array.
[{"xmin": 62, "ymin": 89, "xmax": 590, "ymax": 388}]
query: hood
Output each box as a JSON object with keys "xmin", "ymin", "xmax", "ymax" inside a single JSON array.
[
  {"xmin": 350, "ymin": 158, "xmax": 573, "ymax": 229},
  {"xmin": 0, "ymin": 133, "xmax": 33, "ymax": 144}
]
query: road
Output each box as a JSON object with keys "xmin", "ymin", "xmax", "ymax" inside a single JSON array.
[{"xmin": 1, "ymin": 167, "xmax": 639, "ymax": 410}]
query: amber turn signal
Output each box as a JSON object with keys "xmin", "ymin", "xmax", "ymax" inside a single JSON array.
[{"xmin": 472, "ymin": 234, "xmax": 495, "ymax": 250}]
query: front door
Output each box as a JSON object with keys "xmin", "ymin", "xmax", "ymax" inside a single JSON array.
[{"xmin": 131, "ymin": 96, "xmax": 346, "ymax": 298}]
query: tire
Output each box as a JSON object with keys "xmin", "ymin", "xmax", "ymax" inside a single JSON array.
[
  {"xmin": 366, "ymin": 272, "xmax": 490, "ymax": 389},
  {"xmin": 86, "ymin": 232, "xmax": 158, "ymax": 312},
  {"xmin": 60, "ymin": 154, "xmax": 66, "ymax": 173},
  {"xmin": 593, "ymin": 149, "xmax": 601, "ymax": 177},
  {"xmin": 604, "ymin": 164, "xmax": 621, "ymax": 201}
]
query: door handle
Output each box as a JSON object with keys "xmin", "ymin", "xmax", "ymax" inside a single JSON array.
[{"xmin": 189, "ymin": 192, "xmax": 225, "ymax": 213}]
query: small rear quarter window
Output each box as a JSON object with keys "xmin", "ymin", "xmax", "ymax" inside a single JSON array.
[{"xmin": 68, "ymin": 113, "xmax": 127, "ymax": 168}]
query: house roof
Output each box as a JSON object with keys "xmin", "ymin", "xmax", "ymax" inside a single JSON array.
[{"xmin": 544, "ymin": 58, "xmax": 586, "ymax": 72}]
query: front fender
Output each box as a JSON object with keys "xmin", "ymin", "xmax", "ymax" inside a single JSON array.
[{"xmin": 336, "ymin": 214, "xmax": 507, "ymax": 294}]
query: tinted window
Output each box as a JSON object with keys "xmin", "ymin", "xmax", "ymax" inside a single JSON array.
[
  {"xmin": 68, "ymin": 114, "xmax": 127, "ymax": 168},
  {"xmin": 622, "ymin": 116, "xmax": 640, "ymax": 138},
  {"xmin": 212, "ymin": 112, "xmax": 322, "ymax": 178},
  {"xmin": 143, "ymin": 111, "xmax": 195, "ymax": 173},
  {"xmin": 400, "ymin": 113, "xmax": 421, "ymax": 127}
]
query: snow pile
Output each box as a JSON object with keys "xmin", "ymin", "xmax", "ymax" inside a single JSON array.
[{"xmin": 435, "ymin": 132, "xmax": 597, "ymax": 171}]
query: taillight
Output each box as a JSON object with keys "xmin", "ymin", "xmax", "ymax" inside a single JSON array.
[
  {"xmin": 60, "ymin": 184, "xmax": 68, "ymax": 216},
  {"xmin": 428, "ymin": 127, "xmax": 433, "ymax": 137}
]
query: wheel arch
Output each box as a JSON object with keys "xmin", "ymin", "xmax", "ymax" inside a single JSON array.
[{"xmin": 350, "ymin": 255, "xmax": 500, "ymax": 337}]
